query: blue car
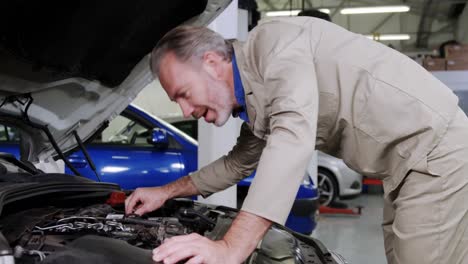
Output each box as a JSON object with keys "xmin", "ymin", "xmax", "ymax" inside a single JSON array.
[{"xmin": 0, "ymin": 104, "xmax": 318, "ymax": 234}]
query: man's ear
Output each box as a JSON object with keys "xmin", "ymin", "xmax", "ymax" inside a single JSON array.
[{"xmin": 201, "ymin": 51, "xmax": 224, "ymax": 80}]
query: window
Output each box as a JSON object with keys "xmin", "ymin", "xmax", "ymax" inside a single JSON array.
[
  {"xmin": 92, "ymin": 115, "xmax": 152, "ymax": 146},
  {"xmin": 0, "ymin": 125, "xmax": 20, "ymax": 143},
  {"xmin": 172, "ymin": 120, "xmax": 198, "ymax": 140}
]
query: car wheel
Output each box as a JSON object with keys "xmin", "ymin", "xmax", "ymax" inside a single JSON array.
[{"xmin": 317, "ymin": 168, "xmax": 338, "ymax": 207}]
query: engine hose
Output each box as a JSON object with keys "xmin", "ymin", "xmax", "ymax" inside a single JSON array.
[
  {"xmin": 179, "ymin": 209, "xmax": 216, "ymax": 226},
  {"xmin": 121, "ymin": 218, "xmax": 161, "ymax": 227}
]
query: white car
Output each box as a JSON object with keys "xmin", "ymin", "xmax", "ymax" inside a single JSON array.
[{"xmin": 317, "ymin": 152, "xmax": 363, "ymax": 206}]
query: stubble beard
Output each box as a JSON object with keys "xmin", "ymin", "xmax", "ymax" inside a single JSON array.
[{"xmin": 211, "ymin": 82, "xmax": 235, "ymax": 127}]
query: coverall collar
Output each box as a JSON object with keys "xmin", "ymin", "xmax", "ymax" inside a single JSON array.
[{"xmin": 231, "ymin": 52, "xmax": 249, "ymax": 123}]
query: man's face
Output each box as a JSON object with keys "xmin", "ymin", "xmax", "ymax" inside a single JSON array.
[{"xmin": 158, "ymin": 52, "xmax": 235, "ymax": 127}]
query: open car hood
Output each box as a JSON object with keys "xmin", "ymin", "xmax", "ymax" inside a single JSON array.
[{"xmin": 0, "ymin": 0, "xmax": 231, "ymax": 162}]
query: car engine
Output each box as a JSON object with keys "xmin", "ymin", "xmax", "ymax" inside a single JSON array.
[
  {"xmin": 0, "ymin": 199, "xmax": 229, "ymax": 264},
  {"xmin": 21, "ymin": 205, "xmax": 189, "ymax": 250},
  {"xmin": 0, "ymin": 196, "xmax": 340, "ymax": 264}
]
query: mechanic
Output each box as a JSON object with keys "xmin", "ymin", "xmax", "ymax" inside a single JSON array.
[{"xmin": 125, "ymin": 16, "xmax": 468, "ymax": 264}]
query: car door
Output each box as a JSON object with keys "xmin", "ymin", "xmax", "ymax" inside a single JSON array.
[{"xmin": 66, "ymin": 111, "xmax": 185, "ymax": 190}]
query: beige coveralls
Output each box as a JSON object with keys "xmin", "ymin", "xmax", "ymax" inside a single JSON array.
[{"xmin": 190, "ymin": 17, "xmax": 468, "ymax": 263}]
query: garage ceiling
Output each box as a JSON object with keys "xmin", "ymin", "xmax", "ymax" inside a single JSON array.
[{"xmin": 254, "ymin": 0, "xmax": 468, "ymax": 51}]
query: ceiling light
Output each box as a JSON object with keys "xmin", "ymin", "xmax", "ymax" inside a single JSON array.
[
  {"xmin": 341, "ymin": 5, "xmax": 410, "ymax": 15},
  {"xmin": 318, "ymin": 9, "xmax": 331, "ymax": 14},
  {"xmin": 265, "ymin": 8, "xmax": 331, "ymax": 17},
  {"xmin": 366, "ymin": 34, "xmax": 411, "ymax": 41},
  {"xmin": 265, "ymin": 10, "xmax": 301, "ymax": 17}
]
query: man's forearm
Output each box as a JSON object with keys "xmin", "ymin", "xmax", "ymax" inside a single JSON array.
[
  {"xmin": 163, "ymin": 175, "xmax": 200, "ymax": 199},
  {"xmin": 222, "ymin": 211, "xmax": 272, "ymax": 262}
]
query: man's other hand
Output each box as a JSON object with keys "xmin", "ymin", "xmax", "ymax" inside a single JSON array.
[
  {"xmin": 152, "ymin": 210, "xmax": 272, "ymax": 264},
  {"xmin": 125, "ymin": 187, "xmax": 169, "ymax": 215},
  {"xmin": 152, "ymin": 233, "xmax": 240, "ymax": 264}
]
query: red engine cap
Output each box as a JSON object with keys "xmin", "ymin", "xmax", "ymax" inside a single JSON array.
[{"xmin": 106, "ymin": 191, "xmax": 127, "ymax": 206}]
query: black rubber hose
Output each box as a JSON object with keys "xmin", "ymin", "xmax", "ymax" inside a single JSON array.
[
  {"xmin": 180, "ymin": 208, "xmax": 216, "ymax": 226},
  {"xmin": 121, "ymin": 218, "xmax": 161, "ymax": 227}
]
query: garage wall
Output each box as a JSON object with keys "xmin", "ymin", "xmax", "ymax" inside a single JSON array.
[{"xmin": 132, "ymin": 81, "xmax": 181, "ymax": 119}]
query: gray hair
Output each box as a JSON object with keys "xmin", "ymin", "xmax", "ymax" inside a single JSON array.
[{"xmin": 150, "ymin": 25, "xmax": 234, "ymax": 77}]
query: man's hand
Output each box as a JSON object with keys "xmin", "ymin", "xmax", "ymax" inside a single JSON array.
[
  {"xmin": 125, "ymin": 186, "xmax": 168, "ymax": 215},
  {"xmin": 125, "ymin": 176, "xmax": 200, "ymax": 215},
  {"xmin": 153, "ymin": 234, "xmax": 240, "ymax": 264},
  {"xmin": 152, "ymin": 210, "xmax": 272, "ymax": 264}
]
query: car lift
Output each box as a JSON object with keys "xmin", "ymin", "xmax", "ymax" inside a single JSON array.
[
  {"xmin": 318, "ymin": 205, "xmax": 363, "ymax": 216},
  {"xmin": 318, "ymin": 178, "xmax": 382, "ymax": 216}
]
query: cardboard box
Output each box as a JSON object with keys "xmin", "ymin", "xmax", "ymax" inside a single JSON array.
[
  {"xmin": 423, "ymin": 58, "xmax": 446, "ymax": 71},
  {"xmin": 444, "ymin": 44, "xmax": 468, "ymax": 59},
  {"xmin": 446, "ymin": 59, "xmax": 468, "ymax": 71}
]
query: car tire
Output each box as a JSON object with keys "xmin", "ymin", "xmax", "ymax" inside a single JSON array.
[{"xmin": 317, "ymin": 168, "xmax": 338, "ymax": 207}]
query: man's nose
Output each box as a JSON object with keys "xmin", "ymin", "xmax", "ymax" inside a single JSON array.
[{"xmin": 178, "ymin": 99, "xmax": 194, "ymax": 118}]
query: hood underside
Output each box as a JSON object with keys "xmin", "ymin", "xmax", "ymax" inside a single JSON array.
[
  {"xmin": 0, "ymin": 0, "xmax": 209, "ymax": 88},
  {"xmin": 0, "ymin": 0, "xmax": 232, "ymax": 162}
]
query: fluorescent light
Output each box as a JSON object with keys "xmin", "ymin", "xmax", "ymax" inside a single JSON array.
[
  {"xmin": 366, "ymin": 34, "xmax": 410, "ymax": 41},
  {"xmin": 265, "ymin": 10, "xmax": 301, "ymax": 17},
  {"xmin": 318, "ymin": 8, "xmax": 331, "ymax": 14},
  {"xmin": 265, "ymin": 8, "xmax": 331, "ymax": 17},
  {"xmin": 341, "ymin": 5, "xmax": 410, "ymax": 15}
]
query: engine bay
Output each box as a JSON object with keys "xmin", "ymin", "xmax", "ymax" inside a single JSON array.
[
  {"xmin": 0, "ymin": 198, "xmax": 233, "ymax": 264},
  {"xmin": 0, "ymin": 189, "xmax": 338, "ymax": 264}
]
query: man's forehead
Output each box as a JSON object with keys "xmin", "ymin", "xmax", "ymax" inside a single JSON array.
[
  {"xmin": 161, "ymin": 53, "xmax": 192, "ymax": 77},
  {"xmin": 159, "ymin": 53, "xmax": 177, "ymax": 75},
  {"xmin": 158, "ymin": 56, "xmax": 186, "ymax": 99},
  {"xmin": 160, "ymin": 54, "xmax": 181, "ymax": 81}
]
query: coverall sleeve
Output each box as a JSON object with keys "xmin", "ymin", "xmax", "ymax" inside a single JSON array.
[
  {"xmin": 241, "ymin": 26, "xmax": 319, "ymax": 225},
  {"xmin": 190, "ymin": 122, "xmax": 266, "ymax": 197}
]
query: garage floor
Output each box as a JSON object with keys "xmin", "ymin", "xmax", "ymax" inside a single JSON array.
[{"xmin": 312, "ymin": 194, "xmax": 387, "ymax": 264}]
